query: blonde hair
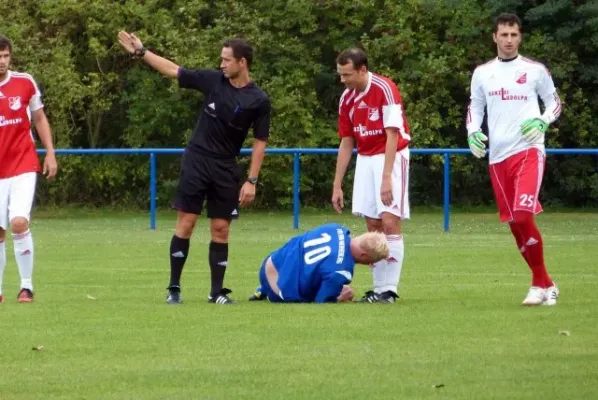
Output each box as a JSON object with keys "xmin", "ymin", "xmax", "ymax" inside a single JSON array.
[{"xmin": 358, "ymin": 231, "xmax": 389, "ymax": 262}]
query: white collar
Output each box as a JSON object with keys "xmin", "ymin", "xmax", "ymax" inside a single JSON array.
[
  {"xmin": 354, "ymin": 72, "xmax": 372, "ymax": 102},
  {"xmin": 0, "ymin": 70, "xmax": 12, "ymax": 87}
]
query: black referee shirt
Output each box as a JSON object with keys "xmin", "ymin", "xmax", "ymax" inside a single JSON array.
[{"xmin": 178, "ymin": 68, "xmax": 271, "ymax": 158}]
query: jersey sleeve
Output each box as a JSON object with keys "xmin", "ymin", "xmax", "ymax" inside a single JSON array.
[
  {"xmin": 252, "ymin": 97, "xmax": 271, "ymax": 140},
  {"xmin": 379, "ymin": 80, "xmax": 409, "ymax": 138},
  {"xmin": 536, "ymin": 66, "xmax": 562, "ymax": 123},
  {"xmin": 28, "ymin": 76, "xmax": 43, "ymax": 112},
  {"xmin": 466, "ymin": 67, "xmax": 486, "ymax": 134},
  {"xmin": 313, "ymin": 270, "xmax": 352, "ymax": 303},
  {"xmin": 177, "ymin": 68, "xmax": 223, "ymax": 93},
  {"xmin": 338, "ymin": 90, "xmax": 353, "ymax": 138}
]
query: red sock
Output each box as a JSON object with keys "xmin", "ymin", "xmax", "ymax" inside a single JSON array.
[
  {"xmin": 512, "ymin": 211, "xmax": 553, "ymax": 288},
  {"xmin": 508, "ymin": 222, "xmax": 530, "ymax": 265}
]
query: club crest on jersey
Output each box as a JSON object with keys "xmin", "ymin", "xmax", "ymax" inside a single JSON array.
[
  {"xmin": 368, "ymin": 107, "xmax": 380, "ymax": 122},
  {"xmin": 8, "ymin": 96, "xmax": 21, "ymax": 111},
  {"xmin": 515, "ymin": 72, "xmax": 527, "ymax": 84}
]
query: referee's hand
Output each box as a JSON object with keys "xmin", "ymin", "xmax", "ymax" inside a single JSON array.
[
  {"xmin": 117, "ymin": 31, "xmax": 143, "ymax": 54},
  {"xmin": 239, "ymin": 181, "xmax": 256, "ymax": 207}
]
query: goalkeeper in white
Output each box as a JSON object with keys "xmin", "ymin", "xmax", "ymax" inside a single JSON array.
[{"xmin": 466, "ymin": 13, "xmax": 562, "ymax": 306}]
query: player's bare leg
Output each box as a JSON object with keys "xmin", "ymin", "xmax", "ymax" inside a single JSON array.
[
  {"xmin": 11, "ymin": 217, "xmax": 34, "ymax": 303},
  {"xmin": 166, "ymin": 211, "xmax": 197, "ymax": 304},
  {"xmin": 0, "ymin": 228, "xmax": 5, "ymax": 304},
  {"xmin": 207, "ymin": 218, "xmax": 235, "ymax": 304}
]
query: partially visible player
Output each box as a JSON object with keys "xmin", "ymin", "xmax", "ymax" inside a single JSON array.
[
  {"xmin": 0, "ymin": 35, "xmax": 58, "ymax": 304},
  {"xmin": 466, "ymin": 13, "xmax": 562, "ymax": 306},
  {"xmin": 332, "ymin": 48, "xmax": 411, "ymax": 303},
  {"xmin": 249, "ymin": 223, "xmax": 388, "ymax": 303}
]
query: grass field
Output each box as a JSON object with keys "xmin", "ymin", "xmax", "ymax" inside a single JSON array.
[{"xmin": 1, "ymin": 209, "xmax": 597, "ymax": 399}]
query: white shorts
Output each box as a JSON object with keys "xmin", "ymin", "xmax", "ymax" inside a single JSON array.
[
  {"xmin": 0, "ymin": 172, "xmax": 37, "ymax": 229},
  {"xmin": 352, "ymin": 150, "xmax": 410, "ymax": 220}
]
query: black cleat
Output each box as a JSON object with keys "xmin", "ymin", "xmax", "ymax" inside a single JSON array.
[
  {"xmin": 356, "ymin": 290, "xmax": 379, "ymax": 303},
  {"xmin": 208, "ymin": 288, "xmax": 236, "ymax": 304},
  {"xmin": 166, "ymin": 286, "xmax": 182, "ymax": 304},
  {"xmin": 377, "ymin": 290, "xmax": 399, "ymax": 303},
  {"xmin": 248, "ymin": 287, "xmax": 266, "ymax": 301}
]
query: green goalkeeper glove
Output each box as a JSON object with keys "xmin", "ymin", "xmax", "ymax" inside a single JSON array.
[
  {"xmin": 467, "ymin": 130, "xmax": 488, "ymax": 158},
  {"xmin": 520, "ymin": 116, "xmax": 549, "ymax": 143}
]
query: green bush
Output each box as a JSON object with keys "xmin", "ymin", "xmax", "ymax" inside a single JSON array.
[{"xmin": 2, "ymin": 0, "xmax": 596, "ymax": 209}]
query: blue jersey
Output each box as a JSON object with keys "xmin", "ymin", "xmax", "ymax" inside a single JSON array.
[{"xmin": 270, "ymin": 223, "xmax": 356, "ymax": 303}]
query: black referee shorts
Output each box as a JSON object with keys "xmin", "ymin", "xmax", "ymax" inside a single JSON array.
[{"xmin": 174, "ymin": 148, "xmax": 241, "ymax": 220}]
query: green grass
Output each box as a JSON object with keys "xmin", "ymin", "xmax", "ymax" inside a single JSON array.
[{"xmin": 1, "ymin": 210, "xmax": 597, "ymax": 399}]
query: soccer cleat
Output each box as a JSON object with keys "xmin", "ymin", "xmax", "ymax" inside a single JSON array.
[
  {"xmin": 166, "ymin": 286, "xmax": 183, "ymax": 304},
  {"xmin": 17, "ymin": 288, "xmax": 34, "ymax": 303},
  {"xmin": 356, "ymin": 290, "xmax": 379, "ymax": 303},
  {"xmin": 248, "ymin": 287, "xmax": 266, "ymax": 301},
  {"xmin": 377, "ymin": 290, "xmax": 399, "ymax": 304},
  {"xmin": 522, "ymin": 286, "xmax": 546, "ymax": 306},
  {"xmin": 208, "ymin": 288, "xmax": 236, "ymax": 304},
  {"xmin": 0, "ymin": 294, "xmax": 3, "ymax": 304},
  {"xmin": 542, "ymin": 284, "xmax": 559, "ymax": 306}
]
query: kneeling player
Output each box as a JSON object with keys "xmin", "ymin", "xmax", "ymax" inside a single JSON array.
[{"xmin": 249, "ymin": 223, "xmax": 388, "ymax": 303}]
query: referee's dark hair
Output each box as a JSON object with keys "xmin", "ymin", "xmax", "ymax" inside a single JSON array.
[
  {"xmin": 223, "ymin": 38, "xmax": 253, "ymax": 69},
  {"xmin": 336, "ymin": 48, "xmax": 368, "ymax": 70},
  {"xmin": 0, "ymin": 35, "xmax": 13, "ymax": 53}
]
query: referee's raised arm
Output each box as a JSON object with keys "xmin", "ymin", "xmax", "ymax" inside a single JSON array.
[{"xmin": 117, "ymin": 31, "xmax": 179, "ymax": 78}]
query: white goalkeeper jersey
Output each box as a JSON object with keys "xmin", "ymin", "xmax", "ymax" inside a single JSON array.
[{"xmin": 466, "ymin": 55, "xmax": 562, "ymax": 164}]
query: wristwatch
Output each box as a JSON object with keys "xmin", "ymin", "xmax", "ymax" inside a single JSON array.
[
  {"xmin": 247, "ymin": 177, "xmax": 258, "ymax": 184},
  {"xmin": 133, "ymin": 47, "xmax": 147, "ymax": 58}
]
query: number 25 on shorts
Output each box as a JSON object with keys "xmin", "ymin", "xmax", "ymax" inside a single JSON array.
[{"xmin": 519, "ymin": 194, "xmax": 535, "ymax": 208}]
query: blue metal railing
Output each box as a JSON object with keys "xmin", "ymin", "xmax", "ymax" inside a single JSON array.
[{"xmin": 38, "ymin": 148, "xmax": 598, "ymax": 231}]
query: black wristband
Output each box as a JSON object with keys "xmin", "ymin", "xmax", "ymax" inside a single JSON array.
[{"xmin": 133, "ymin": 47, "xmax": 147, "ymax": 58}]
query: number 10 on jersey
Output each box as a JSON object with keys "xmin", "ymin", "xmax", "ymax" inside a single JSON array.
[{"xmin": 304, "ymin": 233, "xmax": 332, "ymax": 265}]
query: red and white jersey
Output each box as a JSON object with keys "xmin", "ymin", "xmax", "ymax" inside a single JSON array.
[
  {"xmin": 466, "ymin": 55, "xmax": 562, "ymax": 164},
  {"xmin": 0, "ymin": 71, "xmax": 43, "ymax": 178},
  {"xmin": 338, "ymin": 72, "xmax": 410, "ymax": 156}
]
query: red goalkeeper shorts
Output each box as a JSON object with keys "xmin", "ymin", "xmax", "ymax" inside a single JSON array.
[{"xmin": 489, "ymin": 148, "xmax": 545, "ymax": 223}]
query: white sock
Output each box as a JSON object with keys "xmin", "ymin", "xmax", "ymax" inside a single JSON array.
[
  {"xmin": 0, "ymin": 238, "xmax": 5, "ymax": 295},
  {"xmin": 13, "ymin": 230, "xmax": 34, "ymax": 291},
  {"xmin": 372, "ymin": 259, "xmax": 386, "ymax": 294},
  {"xmin": 373, "ymin": 234, "xmax": 404, "ymax": 295}
]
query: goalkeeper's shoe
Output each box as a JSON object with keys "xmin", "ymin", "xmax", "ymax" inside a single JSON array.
[
  {"xmin": 522, "ymin": 286, "xmax": 546, "ymax": 306},
  {"xmin": 166, "ymin": 286, "xmax": 182, "ymax": 304},
  {"xmin": 17, "ymin": 288, "xmax": 34, "ymax": 303},
  {"xmin": 542, "ymin": 284, "xmax": 559, "ymax": 306},
  {"xmin": 249, "ymin": 287, "xmax": 267, "ymax": 301},
  {"xmin": 208, "ymin": 288, "xmax": 236, "ymax": 304},
  {"xmin": 356, "ymin": 290, "xmax": 379, "ymax": 303},
  {"xmin": 378, "ymin": 290, "xmax": 399, "ymax": 304}
]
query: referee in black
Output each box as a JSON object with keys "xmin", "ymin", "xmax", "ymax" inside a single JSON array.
[{"xmin": 118, "ymin": 32, "xmax": 271, "ymax": 305}]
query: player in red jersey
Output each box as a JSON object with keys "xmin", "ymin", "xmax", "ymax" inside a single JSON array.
[
  {"xmin": 0, "ymin": 35, "xmax": 57, "ymax": 304},
  {"xmin": 332, "ymin": 48, "xmax": 411, "ymax": 303}
]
